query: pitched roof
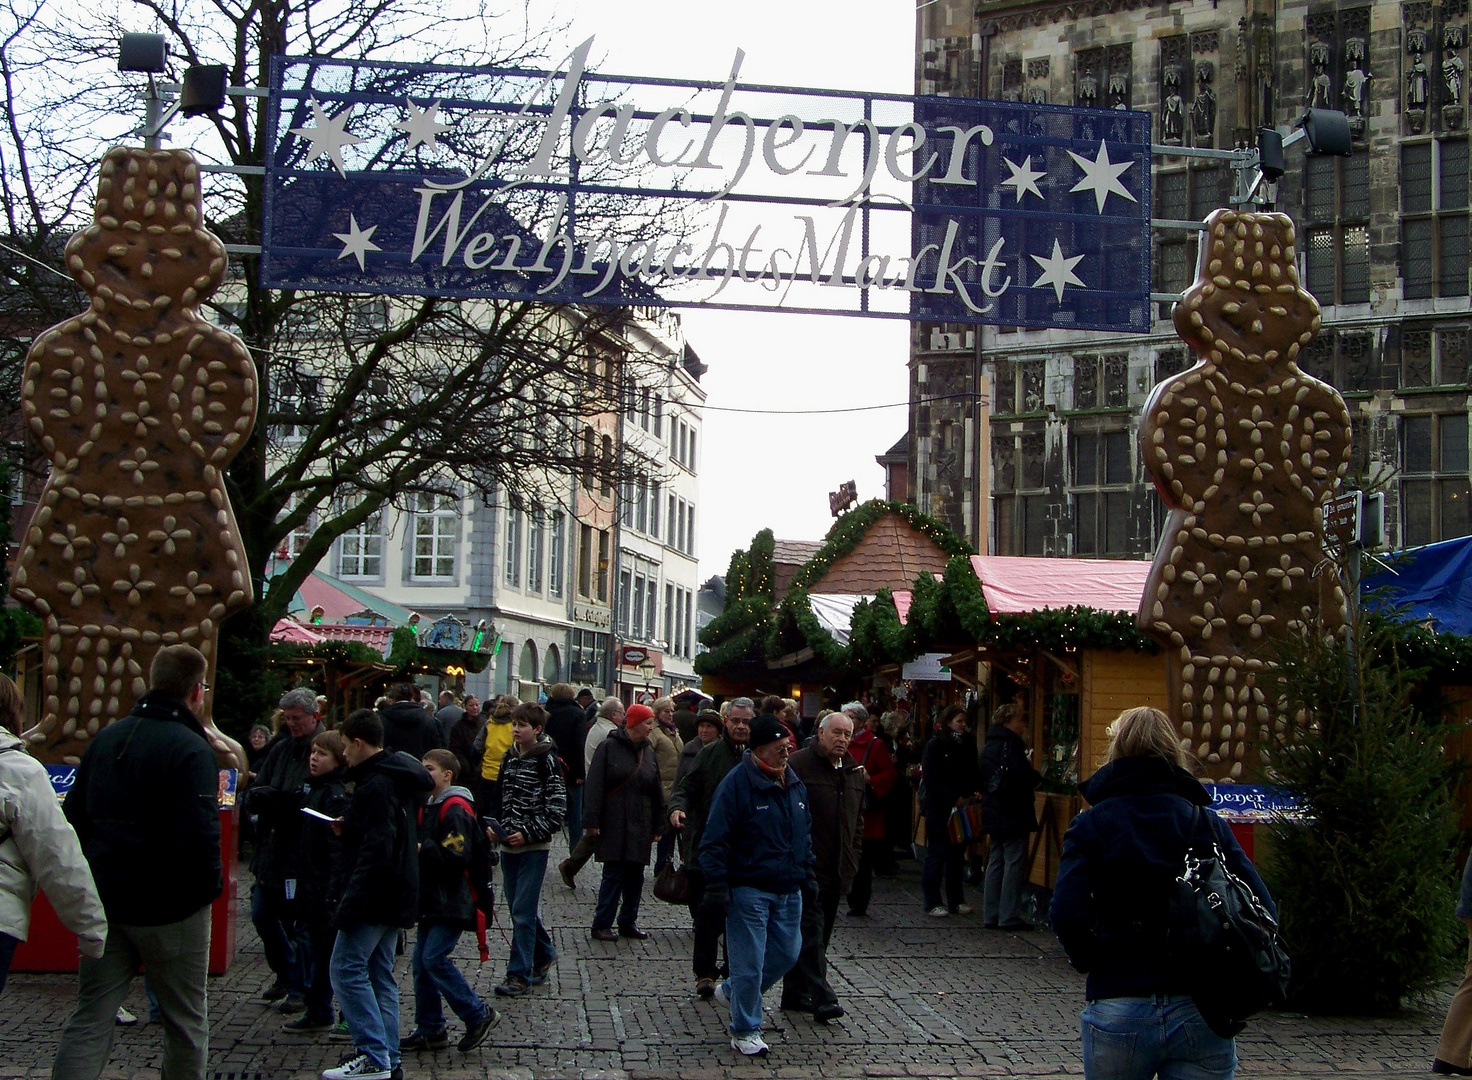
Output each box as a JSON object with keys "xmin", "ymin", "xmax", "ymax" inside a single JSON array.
[
  {"xmin": 968, "ymin": 556, "xmax": 1152, "ymax": 615},
  {"xmin": 809, "ymin": 511, "xmax": 952, "ymax": 595},
  {"xmin": 772, "ymin": 539, "xmax": 824, "ymax": 597}
]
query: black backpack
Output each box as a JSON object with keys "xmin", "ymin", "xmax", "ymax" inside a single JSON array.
[
  {"xmin": 434, "ymin": 794, "xmax": 498, "ymax": 916},
  {"xmin": 1169, "ymin": 806, "xmax": 1291, "ymax": 1037}
]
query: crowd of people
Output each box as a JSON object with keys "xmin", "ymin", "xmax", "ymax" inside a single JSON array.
[{"xmin": 0, "ymin": 656, "xmax": 1297, "ymax": 1080}]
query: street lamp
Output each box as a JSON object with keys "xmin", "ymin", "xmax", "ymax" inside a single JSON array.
[{"xmin": 1237, "ymin": 108, "xmax": 1354, "ymax": 209}]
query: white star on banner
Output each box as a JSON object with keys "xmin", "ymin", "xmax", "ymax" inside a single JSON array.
[
  {"xmin": 392, "ymin": 99, "xmax": 451, "ymax": 151},
  {"xmin": 289, "ymin": 99, "xmax": 364, "ymax": 178},
  {"xmin": 1067, "ymin": 139, "xmax": 1138, "ymax": 214},
  {"xmin": 333, "ymin": 214, "xmax": 381, "ymax": 271},
  {"xmin": 999, "ymin": 155, "xmax": 1046, "ymax": 203},
  {"xmin": 1031, "ymin": 239, "xmax": 1087, "ymax": 302}
]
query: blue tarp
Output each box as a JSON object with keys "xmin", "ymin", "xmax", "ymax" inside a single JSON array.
[{"xmin": 1362, "ymin": 535, "xmax": 1472, "ymax": 635}]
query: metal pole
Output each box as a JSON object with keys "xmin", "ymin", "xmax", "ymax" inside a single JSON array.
[{"xmin": 143, "ymin": 75, "xmax": 164, "ymax": 150}]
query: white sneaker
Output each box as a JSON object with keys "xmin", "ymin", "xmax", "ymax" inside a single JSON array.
[
  {"xmin": 731, "ymin": 1032, "xmax": 769, "ymax": 1056},
  {"xmin": 954, "ymin": 903, "xmax": 974, "ymax": 915},
  {"xmin": 114, "ymin": 1006, "xmax": 138, "ymax": 1026},
  {"xmin": 322, "ymin": 1054, "xmax": 392, "ymax": 1079},
  {"xmin": 713, "ymin": 980, "xmax": 730, "ymax": 1008},
  {"xmin": 927, "ymin": 905, "xmax": 950, "ymax": 918}
]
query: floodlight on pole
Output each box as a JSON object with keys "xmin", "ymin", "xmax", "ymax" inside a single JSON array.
[
  {"xmin": 1233, "ymin": 108, "xmax": 1355, "ymax": 210},
  {"xmin": 118, "ymin": 35, "xmax": 231, "ymax": 150}
]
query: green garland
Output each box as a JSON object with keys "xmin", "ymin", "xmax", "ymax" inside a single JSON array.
[
  {"xmin": 765, "ymin": 587, "xmax": 851, "ymax": 669},
  {"xmin": 1374, "ymin": 613, "xmax": 1472, "ymax": 683},
  {"xmin": 848, "ymin": 588, "xmax": 917, "ymax": 670},
  {"xmin": 985, "ymin": 605, "xmax": 1158, "ymax": 653}
]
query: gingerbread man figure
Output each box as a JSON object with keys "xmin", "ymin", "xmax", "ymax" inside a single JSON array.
[
  {"xmin": 1139, "ymin": 209, "xmax": 1351, "ymax": 780},
  {"xmin": 11, "ymin": 148, "xmax": 257, "ymax": 767}
]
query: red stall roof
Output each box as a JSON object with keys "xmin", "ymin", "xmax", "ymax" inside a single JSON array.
[{"xmin": 969, "ymin": 556, "xmax": 1152, "ymax": 615}]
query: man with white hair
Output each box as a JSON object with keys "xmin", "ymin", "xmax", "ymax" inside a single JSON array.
[
  {"xmin": 246, "ymin": 687, "xmax": 324, "ymax": 1012},
  {"xmin": 781, "ymin": 710, "xmax": 863, "ymax": 1023}
]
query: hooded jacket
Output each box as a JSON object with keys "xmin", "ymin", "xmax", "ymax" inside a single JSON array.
[
  {"xmin": 544, "ymin": 697, "xmax": 589, "ymax": 785},
  {"xmin": 334, "ymin": 749, "xmax": 434, "ymax": 930},
  {"xmin": 584, "ymin": 727, "xmax": 664, "ymax": 865},
  {"xmin": 380, "ymin": 700, "xmax": 441, "ymax": 761},
  {"xmin": 698, "ymin": 752, "xmax": 814, "ymax": 895},
  {"xmin": 0, "ymin": 730, "xmax": 106, "ymax": 957},
  {"xmin": 245, "ymin": 723, "xmax": 322, "ymax": 886},
  {"xmin": 417, "ymin": 783, "xmax": 479, "ymax": 928},
  {"xmin": 1050, "ymin": 755, "xmax": 1275, "ymax": 1001},
  {"xmin": 788, "ymin": 745, "xmax": 863, "ymax": 894},
  {"xmin": 63, "ymin": 690, "xmax": 222, "ymax": 926},
  {"xmin": 498, "ymin": 735, "xmax": 566, "ymax": 851},
  {"xmin": 297, "ymin": 766, "xmax": 350, "ymax": 923},
  {"xmin": 979, "ymin": 724, "xmax": 1042, "ymax": 838}
]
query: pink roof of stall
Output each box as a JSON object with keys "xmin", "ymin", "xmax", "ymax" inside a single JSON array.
[{"xmin": 967, "ymin": 556, "xmax": 1153, "ymax": 615}]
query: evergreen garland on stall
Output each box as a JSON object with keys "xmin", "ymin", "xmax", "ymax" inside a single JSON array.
[{"xmin": 695, "ymin": 530, "xmax": 778, "ymax": 675}]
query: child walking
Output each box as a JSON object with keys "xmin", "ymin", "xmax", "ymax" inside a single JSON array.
[
  {"xmin": 403, "ymin": 749, "xmax": 500, "ymax": 1054},
  {"xmin": 288, "ymin": 730, "xmax": 351, "ymax": 1033},
  {"xmin": 493, "ymin": 702, "xmax": 566, "ymax": 997}
]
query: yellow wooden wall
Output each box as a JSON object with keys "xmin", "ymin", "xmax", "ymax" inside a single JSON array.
[{"xmin": 1079, "ymin": 649, "xmax": 1173, "ymax": 781}]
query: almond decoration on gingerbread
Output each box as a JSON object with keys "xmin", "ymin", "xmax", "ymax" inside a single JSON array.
[
  {"xmin": 1138, "ymin": 209, "xmax": 1352, "ymax": 781},
  {"xmin": 11, "ymin": 147, "xmax": 256, "ymax": 767}
]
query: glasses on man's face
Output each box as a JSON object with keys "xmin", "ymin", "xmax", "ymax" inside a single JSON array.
[{"xmin": 199, "ymin": 682, "xmax": 211, "ymax": 692}]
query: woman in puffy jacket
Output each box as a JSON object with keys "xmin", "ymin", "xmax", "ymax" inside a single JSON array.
[
  {"xmin": 1050, "ymin": 706, "xmax": 1275, "ymax": 1080},
  {"xmin": 583, "ymin": 704, "xmax": 663, "ymax": 941},
  {"xmin": 0, "ymin": 674, "xmax": 107, "ymax": 992}
]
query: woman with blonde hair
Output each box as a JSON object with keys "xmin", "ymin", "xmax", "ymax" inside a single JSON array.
[{"xmin": 1050, "ymin": 706, "xmax": 1273, "ymax": 1079}]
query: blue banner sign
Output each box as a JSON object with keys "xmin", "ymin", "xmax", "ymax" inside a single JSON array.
[
  {"xmin": 1203, "ymin": 784, "xmax": 1302, "ymax": 824},
  {"xmin": 261, "ymin": 41, "xmax": 1153, "ymax": 332},
  {"xmin": 43, "ymin": 764, "xmax": 238, "ymax": 809}
]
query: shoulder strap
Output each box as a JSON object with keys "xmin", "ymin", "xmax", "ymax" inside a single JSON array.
[{"xmin": 439, "ymin": 794, "xmax": 476, "ymax": 821}]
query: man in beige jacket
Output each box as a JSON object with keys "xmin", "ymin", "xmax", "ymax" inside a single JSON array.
[{"xmin": 0, "ymin": 674, "xmax": 107, "ymax": 991}]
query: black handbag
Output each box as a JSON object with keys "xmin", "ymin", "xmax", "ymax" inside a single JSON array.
[
  {"xmin": 653, "ymin": 854, "xmax": 691, "ymax": 905},
  {"xmin": 1170, "ymin": 806, "xmax": 1291, "ymax": 1038}
]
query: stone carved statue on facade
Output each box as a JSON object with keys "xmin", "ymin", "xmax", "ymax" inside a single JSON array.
[
  {"xmin": 1447, "ymin": 53, "xmax": 1465, "ymax": 104},
  {"xmin": 11, "ymin": 147, "xmax": 257, "ymax": 767},
  {"xmin": 1309, "ymin": 41, "xmax": 1333, "ymax": 108},
  {"xmin": 1109, "ymin": 72, "xmax": 1129, "ymax": 109},
  {"xmin": 1162, "ymin": 66, "xmax": 1185, "ymax": 143},
  {"xmin": 1077, "ymin": 72, "xmax": 1100, "ymax": 108},
  {"xmin": 1342, "ymin": 39, "xmax": 1370, "ymax": 119},
  {"xmin": 1408, "ymin": 52, "xmax": 1430, "ymax": 109},
  {"xmin": 1139, "ymin": 210, "xmax": 1351, "ymax": 781},
  {"xmin": 1192, "ymin": 63, "xmax": 1217, "ymax": 146}
]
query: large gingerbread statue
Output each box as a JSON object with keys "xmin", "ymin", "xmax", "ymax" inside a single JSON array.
[
  {"xmin": 1139, "ymin": 209, "xmax": 1351, "ymax": 780},
  {"xmin": 10, "ymin": 147, "xmax": 257, "ymax": 767}
]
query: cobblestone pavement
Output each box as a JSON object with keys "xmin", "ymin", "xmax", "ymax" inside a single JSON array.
[{"xmin": 1, "ymin": 841, "xmax": 1452, "ymax": 1079}]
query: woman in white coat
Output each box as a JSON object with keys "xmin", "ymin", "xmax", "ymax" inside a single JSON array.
[{"xmin": 0, "ymin": 674, "xmax": 107, "ymax": 991}]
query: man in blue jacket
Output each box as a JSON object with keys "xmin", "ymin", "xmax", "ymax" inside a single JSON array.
[{"xmin": 698, "ymin": 714, "xmax": 815, "ymax": 1058}]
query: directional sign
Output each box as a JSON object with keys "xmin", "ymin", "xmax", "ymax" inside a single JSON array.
[{"xmin": 261, "ymin": 42, "xmax": 1153, "ymax": 331}]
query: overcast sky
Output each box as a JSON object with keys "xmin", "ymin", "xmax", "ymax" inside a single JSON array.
[{"xmin": 543, "ymin": 0, "xmax": 916, "ymax": 583}]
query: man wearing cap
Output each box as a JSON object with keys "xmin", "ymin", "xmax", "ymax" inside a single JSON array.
[
  {"xmin": 668, "ymin": 698, "xmax": 752, "ymax": 999},
  {"xmin": 697, "ymin": 714, "xmax": 815, "ymax": 1058}
]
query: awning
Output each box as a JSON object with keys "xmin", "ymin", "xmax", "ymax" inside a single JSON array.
[
  {"xmin": 893, "ymin": 590, "xmax": 913, "ymax": 625},
  {"xmin": 1363, "ymin": 535, "xmax": 1472, "ymax": 635},
  {"xmin": 969, "ymin": 555, "xmax": 1152, "ymax": 615},
  {"xmin": 272, "ymin": 562, "xmax": 416, "ymax": 625},
  {"xmin": 270, "ymin": 618, "xmax": 324, "ymax": 645},
  {"xmin": 807, "ymin": 593, "xmax": 873, "ymax": 646}
]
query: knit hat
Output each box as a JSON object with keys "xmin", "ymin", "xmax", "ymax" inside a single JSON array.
[
  {"xmin": 748, "ymin": 714, "xmax": 788, "ymax": 750},
  {"xmin": 625, "ymin": 703, "xmax": 654, "ymax": 726}
]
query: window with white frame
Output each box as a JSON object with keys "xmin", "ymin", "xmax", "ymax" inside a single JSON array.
[
  {"xmin": 549, "ymin": 512, "xmax": 566, "ymax": 598},
  {"xmin": 411, "ymin": 493, "xmax": 458, "ymax": 580},
  {"xmin": 279, "ymin": 492, "xmax": 316, "ymax": 560},
  {"xmin": 526, "ymin": 508, "xmax": 544, "ymax": 593},
  {"xmin": 504, "ymin": 506, "xmax": 522, "ymax": 588},
  {"xmin": 338, "ymin": 501, "xmax": 383, "ymax": 579}
]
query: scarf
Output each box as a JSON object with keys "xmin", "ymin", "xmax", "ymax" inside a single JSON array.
[{"xmin": 753, "ymin": 753, "xmax": 787, "ymax": 787}]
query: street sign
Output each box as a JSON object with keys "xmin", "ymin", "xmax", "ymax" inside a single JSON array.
[
  {"xmin": 620, "ymin": 645, "xmax": 648, "ymax": 666},
  {"xmin": 1324, "ymin": 490, "xmax": 1362, "ymax": 550},
  {"xmin": 260, "ymin": 41, "xmax": 1153, "ymax": 331}
]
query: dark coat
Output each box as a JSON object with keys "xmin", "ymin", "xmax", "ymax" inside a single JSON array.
[
  {"xmin": 298, "ymin": 768, "xmax": 351, "ymax": 923},
  {"xmin": 667, "ymin": 733, "xmax": 744, "ymax": 857},
  {"xmin": 979, "ymin": 724, "xmax": 1042, "ymax": 838},
  {"xmin": 335, "ymin": 749, "xmax": 434, "ymax": 930},
  {"xmin": 920, "ymin": 731, "xmax": 982, "ymax": 820},
  {"xmin": 380, "ymin": 700, "xmax": 441, "ymax": 759},
  {"xmin": 446, "ymin": 712, "xmax": 482, "ymax": 781},
  {"xmin": 63, "ymin": 691, "xmax": 222, "ymax": 926},
  {"xmin": 788, "ymin": 746, "xmax": 864, "ymax": 893},
  {"xmin": 1049, "ymin": 755, "xmax": 1275, "ymax": 1001},
  {"xmin": 673, "ymin": 706, "xmax": 698, "ymax": 745},
  {"xmin": 245, "ymin": 724, "xmax": 322, "ymax": 885},
  {"xmin": 545, "ymin": 697, "xmax": 589, "ymax": 784},
  {"xmin": 698, "ymin": 753, "xmax": 814, "ymax": 895},
  {"xmin": 583, "ymin": 728, "xmax": 663, "ymax": 865},
  {"xmin": 417, "ymin": 784, "xmax": 479, "ymax": 929}
]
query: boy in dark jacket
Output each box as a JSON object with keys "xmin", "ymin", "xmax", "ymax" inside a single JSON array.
[
  {"xmin": 286, "ymin": 730, "xmax": 351, "ymax": 1033},
  {"xmin": 494, "ymin": 703, "xmax": 566, "ymax": 997},
  {"xmin": 403, "ymin": 749, "xmax": 500, "ymax": 1054},
  {"xmin": 326, "ymin": 709, "xmax": 433, "ymax": 1080}
]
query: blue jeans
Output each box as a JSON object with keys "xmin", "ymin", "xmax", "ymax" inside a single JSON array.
[
  {"xmin": 330, "ymin": 923, "xmax": 401, "ymax": 1071},
  {"xmin": 1080, "ymin": 996, "xmax": 1237, "ymax": 1080},
  {"xmin": 721, "ymin": 886, "xmax": 802, "ymax": 1037},
  {"xmin": 592, "ymin": 861, "xmax": 645, "ymax": 932},
  {"xmin": 501, "ymin": 849, "xmax": 556, "ymax": 981},
  {"xmin": 412, "ymin": 922, "xmax": 486, "ymax": 1034},
  {"xmin": 565, "ymin": 784, "xmax": 584, "ymax": 849}
]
